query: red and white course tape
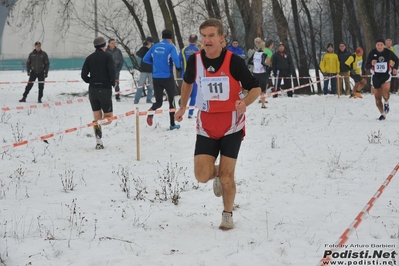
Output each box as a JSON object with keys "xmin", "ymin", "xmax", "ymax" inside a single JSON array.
[
  {"xmin": 318, "ymin": 163, "xmax": 399, "ymax": 265},
  {"xmin": 1, "ymin": 110, "xmax": 135, "ymax": 150}
]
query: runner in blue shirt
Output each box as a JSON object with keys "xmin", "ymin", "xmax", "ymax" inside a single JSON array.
[
  {"xmin": 143, "ymin": 29, "xmax": 182, "ymax": 130},
  {"xmin": 179, "ymin": 34, "xmax": 200, "ymax": 119}
]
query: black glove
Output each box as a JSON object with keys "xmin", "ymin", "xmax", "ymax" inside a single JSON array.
[
  {"xmin": 350, "ymin": 69, "xmax": 356, "ymax": 76},
  {"xmin": 44, "ymin": 72, "xmax": 48, "ymax": 78}
]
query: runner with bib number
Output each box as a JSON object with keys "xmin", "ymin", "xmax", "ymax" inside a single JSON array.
[{"xmin": 366, "ymin": 38, "xmax": 399, "ymax": 120}]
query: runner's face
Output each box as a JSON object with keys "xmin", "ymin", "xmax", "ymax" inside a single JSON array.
[
  {"xmin": 386, "ymin": 40, "xmax": 392, "ymax": 48},
  {"xmin": 200, "ymin": 26, "xmax": 224, "ymax": 58},
  {"xmin": 376, "ymin": 42, "xmax": 385, "ymax": 52}
]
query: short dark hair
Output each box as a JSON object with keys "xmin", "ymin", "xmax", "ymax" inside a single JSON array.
[
  {"xmin": 188, "ymin": 34, "xmax": 198, "ymax": 43},
  {"xmin": 199, "ymin": 18, "xmax": 225, "ymax": 37},
  {"xmin": 108, "ymin": 38, "xmax": 115, "ymax": 43},
  {"xmin": 265, "ymin": 40, "xmax": 274, "ymax": 47}
]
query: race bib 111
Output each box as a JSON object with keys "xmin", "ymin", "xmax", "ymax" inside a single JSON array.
[{"xmin": 200, "ymin": 76, "xmax": 230, "ymax": 101}]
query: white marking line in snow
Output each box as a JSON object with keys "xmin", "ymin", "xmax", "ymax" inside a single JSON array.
[{"xmin": 318, "ymin": 164, "xmax": 399, "ymax": 265}]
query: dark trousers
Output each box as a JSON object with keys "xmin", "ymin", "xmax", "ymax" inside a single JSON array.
[
  {"xmin": 390, "ymin": 76, "xmax": 398, "ymax": 93},
  {"xmin": 115, "ymin": 71, "xmax": 120, "ymax": 100},
  {"xmin": 23, "ymin": 72, "xmax": 45, "ymax": 100},
  {"xmin": 151, "ymin": 77, "xmax": 176, "ymax": 126},
  {"xmin": 275, "ymin": 69, "xmax": 293, "ymax": 97}
]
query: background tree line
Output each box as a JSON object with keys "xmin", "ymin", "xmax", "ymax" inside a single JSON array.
[{"xmin": 2, "ymin": 0, "xmax": 399, "ymax": 93}]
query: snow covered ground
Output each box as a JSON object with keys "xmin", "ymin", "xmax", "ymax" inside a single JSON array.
[{"xmin": 0, "ymin": 70, "xmax": 398, "ymax": 266}]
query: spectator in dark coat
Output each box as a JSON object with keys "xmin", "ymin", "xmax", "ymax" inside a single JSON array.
[
  {"xmin": 106, "ymin": 39, "xmax": 124, "ymax": 101},
  {"xmin": 135, "ymin": 37, "xmax": 154, "ymax": 104},
  {"xmin": 272, "ymin": 42, "xmax": 294, "ymax": 97},
  {"xmin": 19, "ymin": 41, "xmax": 49, "ymax": 103},
  {"xmin": 337, "ymin": 42, "xmax": 351, "ymax": 95}
]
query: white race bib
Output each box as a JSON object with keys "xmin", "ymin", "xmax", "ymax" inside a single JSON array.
[
  {"xmin": 375, "ymin": 62, "xmax": 387, "ymax": 73},
  {"xmin": 357, "ymin": 60, "xmax": 362, "ymax": 69},
  {"xmin": 200, "ymin": 76, "xmax": 230, "ymax": 101}
]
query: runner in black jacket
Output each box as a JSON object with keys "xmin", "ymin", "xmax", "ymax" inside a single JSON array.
[
  {"xmin": 365, "ymin": 38, "xmax": 399, "ymax": 121},
  {"xmin": 81, "ymin": 36, "xmax": 115, "ymax": 149}
]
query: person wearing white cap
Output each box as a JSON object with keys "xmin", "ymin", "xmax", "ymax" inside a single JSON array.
[
  {"xmin": 366, "ymin": 38, "xmax": 399, "ymax": 121},
  {"xmin": 81, "ymin": 36, "xmax": 116, "ymax": 149}
]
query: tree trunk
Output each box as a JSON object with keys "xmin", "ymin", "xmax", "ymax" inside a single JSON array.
[
  {"xmin": 328, "ymin": 0, "xmax": 344, "ymax": 49},
  {"xmin": 121, "ymin": 0, "xmax": 145, "ymax": 41},
  {"xmin": 157, "ymin": 0, "xmax": 174, "ymax": 39},
  {"xmin": 344, "ymin": 0, "xmax": 363, "ymax": 51},
  {"xmin": 384, "ymin": 0, "xmax": 390, "ymax": 39},
  {"xmin": 224, "ymin": 0, "xmax": 237, "ymax": 40},
  {"xmin": 166, "ymin": 0, "xmax": 184, "ymax": 49},
  {"xmin": 204, "ymin": 0, "xmax": 221, "ymax": 19},
  {"xmin": 235, "ymin": 0, "xmax": 263, "ymax": 50},
  {"xmin": 300, "ymin": 0, "xmax": 321, "ymax": 93},
  {"xmin": 355, "ymin": 0, "xmax": 378, "ymax": 53},
  {"xmin": 143, "ymin": 0, "xmax": 159, "ymax": 43},
  {"xmin": 271, "ymin": 0, "xmax": 290, "ymax": 53},
  {"xmin": 393, "ymin": 0, "xmax": 399, "ymax": 43},
  {"xmin": 291, "ymin": 0, "xmax": 311, "ymax": 94}
]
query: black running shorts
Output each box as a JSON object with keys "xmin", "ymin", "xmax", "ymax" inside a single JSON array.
[
  {"xmin": 372, "ymin": 73, "xmax": 391, "ymax": 89},
  {"xmin": 89, "ymin": 86, "xmax": 113, "ymax": 113},
  {"xmin": 253, "ymin": 72, "xmax": 267, "ymax": 93},
  {"xmin": 194, "ymin": 130, "xmax": 243, "ymax": 159},
  {"xmin": 350, "ymin": 73, "xmax": 363, "ymax": 83}
]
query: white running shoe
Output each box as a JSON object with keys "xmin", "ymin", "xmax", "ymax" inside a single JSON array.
[
  {"xmin": 213, "ymin": 176, "xmax": 222, "ymax": 197},
  {"xmin": 219, "ymin": 211, "xmax": 234, "ymax": 230}
]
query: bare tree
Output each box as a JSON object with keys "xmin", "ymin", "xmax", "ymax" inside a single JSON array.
[
  {"xmin": 343, "ymin": 0, "xmax": 363, "ymax": 51},
  {"xmin": 224, "ymin": 0, "xmax": 237, "ymax": 41},
  {"xmin": 291, "ymin": 0, "xmax": 311, "ymax": 94},
  {"xmin": 234, "ymin": 0, "xmax": 263, "ymax": 50},
  {"xmin": 204, "ymin": 0, "xmax": 222, "ymax": 19},
  {"xmin": 328, "ymin": 0, "xmax": 344, "ymax": 48},
  {"xmin": 143, "ymin": 0, "xmax": 159, "ymax": 42},
  {"xmin": 166, "ymin": 0, "xmax": 184, "ymax": 49},
  {"xmin": 271, "ymin": 0, "xmax": 290, "ymax": 52},
  {"xmin": 300, "ymin": 0, "xmax": 322, "ymax": 93},
  {"xmin": 355, "ymin": 0, "xmax": 379, "ymax": 53}
]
